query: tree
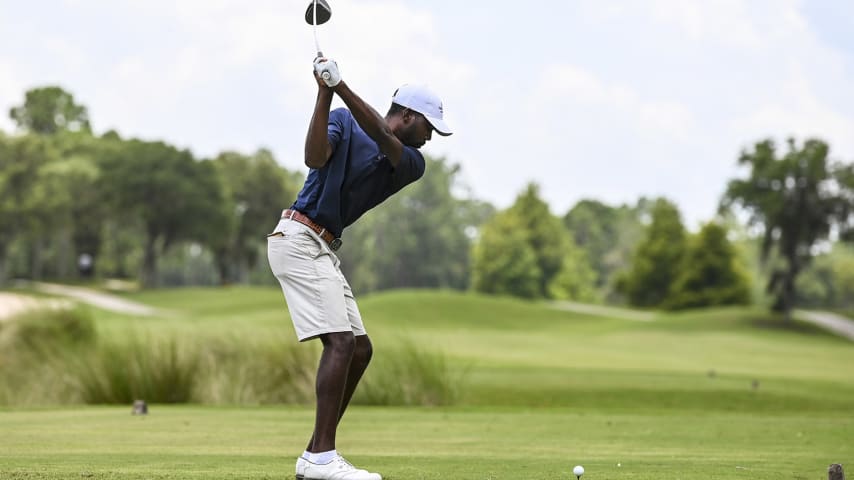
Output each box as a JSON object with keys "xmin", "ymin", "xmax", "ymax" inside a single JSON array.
[
  {"xmin": 14, "ymin": 88, "xmax": 105, "ymax": 278},
  {"xmin": 211, "ymin": 149, "xmax": 301, "ymax": 284},
  {"xmin": 564, "ymin": 199, "xmax": 646, "ymax": 300},
  {"xmin": 665, "ymin": 222, "xmax": 752, "ymax": 310},
  {"xmin": 837, "ymin": 162, "xmax": 854, "ymax": 241},
  {"xmin": 48, "ymin": 131, "xmax": 110, "ymax": 278},
  {"xmin": 508, "ymin": 183, "xmax": 566, "ymax": 297},
  {"xmin": 3, "ymin": 89, "xmax": 101, "ymax": 281},
  {"xmin": 564, "ymin": 199, "xmax": 620, "ymax": 287},
  {"xmin": 722, "ymin": 138, "xmax": 854, "ymax": 319},
  {"xmin": 471, "ymin": 210, "xmax": 541, "ymax": 299},
  {"xmin": 796, "ymin": 243, "xmax": 854, "ymax": 311},
  {"xmin": 98, "ymin": 139, "xmax": 229, "ymax": 287},
  {"xmin": 0, "ymin": 132, "xmax": 22, "ymax": 283},
  {"xmin": 9, "ymin": 86, "xmax": 91, "ymax": 135},
  {"xmin": 471, "ymin": 183, "xmax": 597, "ymax": 301},
  {"xmin": 548, "ymin": 236, "xmax": 599, "ymax": 302},
  {"xmin": 617, "ymin": 198, "xmax": 687, "ymax": 308},
  {"xmin": 0, "ymin": 130, "xmax": 61, "ymax": 282},
  {"xmin": 831, "ymin": 246, "xmax": 854, "ymax": 313}
]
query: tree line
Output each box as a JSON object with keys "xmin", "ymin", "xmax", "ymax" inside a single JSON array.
[{"xmin": 1, "ymin": 86, "xmax": 853, "ymax": 320}]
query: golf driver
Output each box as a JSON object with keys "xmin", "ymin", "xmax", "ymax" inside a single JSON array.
[{"xmin": 305, "ymin": 0, "xmax": 332, "ymax": 63}]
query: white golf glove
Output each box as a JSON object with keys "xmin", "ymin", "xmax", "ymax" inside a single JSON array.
[{"xmin": 313, "ymin": 57, "xmax": 341, "ymax": 87}]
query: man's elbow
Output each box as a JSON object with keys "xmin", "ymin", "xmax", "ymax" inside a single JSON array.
[
  {"xmin": 305, "ymin": 143, "xmax": 333, "ymax": 169},
  {"xmin": 304, "ymin": 149, "xmax": 328, "ymax": 169},
  {"xmin": 305, "ymin": 157, "xmax": 326, "ymax": 169}
]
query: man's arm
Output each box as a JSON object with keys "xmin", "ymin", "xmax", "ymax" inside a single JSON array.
[
  {"xmin": 332, "ymin": 80, "xmax": 405, "ymax": 168},
  {"xmin": 304, "ymin": 77, "xmax": 334, "ymax": 169}
]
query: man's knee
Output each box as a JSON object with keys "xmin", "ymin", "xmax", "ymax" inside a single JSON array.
[
  {"xmin": 354, "ymin": 335, "xmax": 373, "ymax": 365},
  {"xmin": 323, "ymin": 331, "xmax": 356, "ymax": 357}
]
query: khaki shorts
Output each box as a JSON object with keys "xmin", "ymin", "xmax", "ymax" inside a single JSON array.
[{"xmin": 267, "ymin": 218, "xmax": 365, "ymax": 341}]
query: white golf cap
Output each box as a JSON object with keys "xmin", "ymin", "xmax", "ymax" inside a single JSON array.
[{"xmin": 391, "ymin": 84, "xmax": 452, "ymax": 136}]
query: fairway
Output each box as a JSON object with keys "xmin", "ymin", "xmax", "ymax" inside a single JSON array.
[{"xmin": 2, "ymin": 288, "xmax": 853, "ymax": 479}]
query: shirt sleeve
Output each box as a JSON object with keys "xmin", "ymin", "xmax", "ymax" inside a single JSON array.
[
  {"xmin": 327, "ymin": 108, "xmax": 347, "ymax": 148},
  {"xmin": 388, "ymin": 146, "xmax": 426, "ymax": 193}
]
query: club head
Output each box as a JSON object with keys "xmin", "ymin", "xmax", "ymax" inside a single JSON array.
[{"xmin": 305, "ymin": 0, "xmax": 332, "ymax": 25}]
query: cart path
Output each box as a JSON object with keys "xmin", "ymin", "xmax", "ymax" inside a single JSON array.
[
  {"xmin": 795, "ymin": 309, "xmax": 854, "ymax": 341},
  {"xmin": 32, "ymin": 282, "xmax": 157, "ymax": 316},
  {"xmin": 553, "ymin": 300, "xmax": 854, "ymax": 341},
  {"xmin": 0, "ymin": 292, "xmax": 71, "ymax": 321}
]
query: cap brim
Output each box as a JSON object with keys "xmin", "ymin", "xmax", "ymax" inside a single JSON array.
[{"xmin": 425, "ymin": 116, "xmax": 452, "ymax": 136}]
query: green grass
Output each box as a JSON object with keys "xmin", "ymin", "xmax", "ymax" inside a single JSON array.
[
  {"xmin": 0, "ymin": 406, "xmax": 849, "ymax": 479},
  {"xmin": 2, "ymin": 286, "xmax": 853, "ymax": 478}
]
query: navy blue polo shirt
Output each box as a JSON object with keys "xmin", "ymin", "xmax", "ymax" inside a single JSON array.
[{"xmin": 291, "ymin": 108, "xmax": 426, "ymax": 238}]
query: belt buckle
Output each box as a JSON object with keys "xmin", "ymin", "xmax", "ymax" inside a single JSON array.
[{"xmin": 329, "ymin": 238, "xmax": 342, "ymax": 251}]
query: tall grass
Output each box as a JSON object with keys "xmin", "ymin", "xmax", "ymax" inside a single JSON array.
[
  {"xmin": 1, "ymin": 304, "xmax": 96, "ymax": 350},
  {"xmin": 29, "ymin": 330, "xmax": 318, "ymax": 405},
  {"xmin": 1, "ymin": 308, "xmax": 460, "ymax": 406},
  {"xmin": 195, "ymin": 335, "xmax": 318, "ymax": 405},
  {"xmin": 70, "ymin": 335, "xmax": 201, "ymax": 404},
  {"xmin": 354, "ymin": 338, "xmax": 465, "ymax": 406},
  {"xmin": 0, "ymin": 306, "xmax": 96, "ymax": 405}
]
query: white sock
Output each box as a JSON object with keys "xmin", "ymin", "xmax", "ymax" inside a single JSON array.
[
  {"xmin": 301, "ymin": 451, "xmax": 311, "ymax": 460},
  {"xmin": 307, "ymin": 450, "xmax": 337, "ymax": 465}
]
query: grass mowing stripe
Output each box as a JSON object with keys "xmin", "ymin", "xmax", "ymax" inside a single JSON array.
[{"xmin": 1, "ymin": 406, "xmax": 850, "ymax": 479}]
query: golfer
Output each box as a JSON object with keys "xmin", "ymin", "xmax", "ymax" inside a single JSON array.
[{"xmin": 267, "ymin": 57, "xmax": 452, "ymax": 480}]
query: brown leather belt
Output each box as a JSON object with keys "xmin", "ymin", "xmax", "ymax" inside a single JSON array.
[{"xmin": 281, "ymin": 209, "xmax": 342, "ymax": 251}]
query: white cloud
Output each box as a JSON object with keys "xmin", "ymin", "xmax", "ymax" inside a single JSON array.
[
  {"xmin": 731, "ymin": 64, "xmax": 854, "ymax": 155},
  {"xmin": 540, "ymin": 64, "xmax": 696, "ymax": 141},
  {"xmin": 40, "ymin": 36, "xmax": 89, "ymax": 73},
  {"xmin": 648, "ymin": 0, "xmax": 764, "ymax": 49}
]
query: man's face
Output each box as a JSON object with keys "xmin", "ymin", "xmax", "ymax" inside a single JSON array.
[{"xmin": 399, "ymin": 110, "xmax": 434, "ymax": 148}]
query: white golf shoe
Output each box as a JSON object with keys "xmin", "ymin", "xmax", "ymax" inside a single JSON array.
[
  {"xmin": 296, "ymin": 456, "xmax": 309, "ymax": 480},
  {"xmin": 301, "ymin": 455, "xmax": 381, "ymax": 480}
]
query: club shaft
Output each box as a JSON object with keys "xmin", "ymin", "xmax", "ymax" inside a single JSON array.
[{"xmin": 313, "ymin": 0, "xmax": 323, "ymax": 57}]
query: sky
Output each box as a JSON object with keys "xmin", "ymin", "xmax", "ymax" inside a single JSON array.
[{"xmin": 2, "ymin": 0, "xmax": 853, "ymax": 228}]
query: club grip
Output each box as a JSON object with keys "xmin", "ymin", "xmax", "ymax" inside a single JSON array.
[{"xmin": 321, "ymin": 71, "xmax": 331, "ymax": 80}]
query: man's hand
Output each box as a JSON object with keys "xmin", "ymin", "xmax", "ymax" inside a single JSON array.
[{"xmin": 313, "ymin": 57, "xmax": 341, "ymax": 88}]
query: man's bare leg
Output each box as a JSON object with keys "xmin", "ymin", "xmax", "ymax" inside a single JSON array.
[
  {"xmin": 308, "ymin": 331, "xmax": 356, "ymax": 453},
  {"xmin": 306, "ymin": 334, "xmax": 373, "ymax": 452}
]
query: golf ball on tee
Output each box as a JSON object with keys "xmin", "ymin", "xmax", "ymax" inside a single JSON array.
[{"xmin": 573, "ymin": 465, "xmax": 585, "ymax": 476}]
